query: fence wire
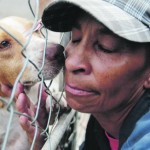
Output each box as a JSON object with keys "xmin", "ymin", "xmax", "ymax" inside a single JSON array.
[{"xmin": 0, "ymin": 0, "xmax": 78, "ymax": 150}]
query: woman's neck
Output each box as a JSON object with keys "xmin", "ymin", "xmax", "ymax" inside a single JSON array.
[
  {"xmin": 93, "ymin": 101, "xmax": 137, "ymax": 138},
  {"xmin": 93, "ymin": 87, "xmax": 145, "ymax": 138}
]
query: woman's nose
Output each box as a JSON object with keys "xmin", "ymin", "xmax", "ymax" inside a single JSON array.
[{"xmin": 65, "ymin": 47, "xmax": 91, "ymax": 75}]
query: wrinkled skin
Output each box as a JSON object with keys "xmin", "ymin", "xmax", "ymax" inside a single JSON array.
[{"xmin": 64, "ymin": 14, "xmax": 150, "ymax": 138}]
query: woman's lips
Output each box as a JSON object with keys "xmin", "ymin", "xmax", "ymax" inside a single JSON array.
[{"xmin": 65, "ymin": 84, "xmax": 99, "ymax": 96}]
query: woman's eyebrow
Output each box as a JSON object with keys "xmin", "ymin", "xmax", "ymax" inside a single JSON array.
[{"xmin": 98, "ymin": 27, "xmax": 115, "ymax": 36}]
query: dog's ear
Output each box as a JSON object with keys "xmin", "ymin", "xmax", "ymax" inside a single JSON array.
[{"xmin": 39, "ymin": 0, "xmax": 53, "ymax": 18}]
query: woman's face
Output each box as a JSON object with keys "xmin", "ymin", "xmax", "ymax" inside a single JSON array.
[{"xmin": 64, "ymin": 14, "xmax": 149, "ymax": 113}]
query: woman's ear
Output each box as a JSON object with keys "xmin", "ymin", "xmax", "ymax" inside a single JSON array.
[{"xmin": 144, "ymin": 77, "xmax": 150, "ymax": 89}]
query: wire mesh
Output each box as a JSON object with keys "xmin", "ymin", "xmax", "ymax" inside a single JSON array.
[{"xmin": 0, "ymin": 0, "xmax": 77, "ymax": 150}]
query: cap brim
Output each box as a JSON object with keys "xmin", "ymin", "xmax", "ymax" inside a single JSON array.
[{"xmin": 42, "ymin": 0, "xmax": 150, "ymax": 42}]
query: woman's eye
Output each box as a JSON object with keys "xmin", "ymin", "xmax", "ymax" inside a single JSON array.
[
  {"xmin": 71, "ymin": 38, "xmax": 81, "ymax": 44},
  {"xmin": 95, "ymin": 43, "xmax": 116, "ymax": 53},
  {"xmin": 0, "ymin": 40, "xmax": 11, "ymax": 49}
]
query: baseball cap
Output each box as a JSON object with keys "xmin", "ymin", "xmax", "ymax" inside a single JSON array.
[{"xmin": 42, "ymin": 0, "xmax": 150, "ymax": 42}]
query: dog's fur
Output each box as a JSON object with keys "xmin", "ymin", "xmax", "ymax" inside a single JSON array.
[{"xmin": 0, "ymin": 16, "xmax": 64, "ymax": 150}]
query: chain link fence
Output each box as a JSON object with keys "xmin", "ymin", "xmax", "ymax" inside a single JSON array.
[{"xmin": 0, "ymin": 0, "xmax": 89, "ymax": 150}]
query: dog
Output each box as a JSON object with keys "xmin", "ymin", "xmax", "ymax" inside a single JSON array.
[{"xmin": 0, "ymin": 16, "xmax": 65, "ymax": 150}]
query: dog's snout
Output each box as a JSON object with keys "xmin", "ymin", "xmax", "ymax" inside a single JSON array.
[{"xmin": 46, "ymin": 43, "xmax": 65, "ymax": 63}]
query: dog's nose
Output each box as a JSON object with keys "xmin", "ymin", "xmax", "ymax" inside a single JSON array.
[{"xmin": 46, "ymin": 43, "xmax": 65, "ymax": 63}]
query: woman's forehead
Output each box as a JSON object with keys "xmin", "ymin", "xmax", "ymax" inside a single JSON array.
[
  {"xmin": 72, "ymin": 14, "xmax": 116, "ymax": 35},
  {"xmin": 72, "ymin": 14, "xmax": 122, "ymax": 41}
]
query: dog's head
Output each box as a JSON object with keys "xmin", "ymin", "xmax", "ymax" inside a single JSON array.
[{"xmin": 0, "ymin": 16, "xmax": 65, "ymax": 96}]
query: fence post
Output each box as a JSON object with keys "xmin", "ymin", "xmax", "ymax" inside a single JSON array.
[{"xmin": 42, "ymin": 109, "xmax": 76, "ymax": 150}]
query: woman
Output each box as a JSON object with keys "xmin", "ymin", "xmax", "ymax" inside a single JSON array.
[{"xmin": 2, "ymin": 0, "xmax": 150, "ymax": 149}]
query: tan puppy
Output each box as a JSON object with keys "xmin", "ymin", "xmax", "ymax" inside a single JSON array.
[{"xmin": 0, "ymin": 16, "xmax": 64, "ymax": 150}]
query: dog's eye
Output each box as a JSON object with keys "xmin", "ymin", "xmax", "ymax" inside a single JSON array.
[{"xmin": 0, "ymin": 40, "xmax": 11, "ymax": 49}]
